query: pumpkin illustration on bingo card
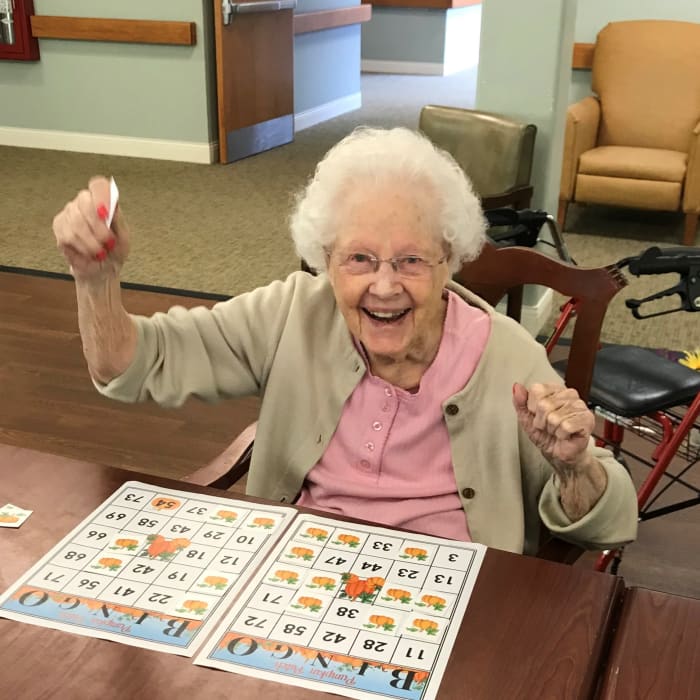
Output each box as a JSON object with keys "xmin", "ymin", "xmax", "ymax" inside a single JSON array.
[
  {"xmin": 145, "ymin": 535, "xmax": 191, "ymax": 560},
  {"xmin": 198, "ymin": 576, "xmax": 229, "ymax": 590},
  {"xmin": 291, "ymin": 596, "xmax": 323, "ymax": 612},
  {"xmin": 416, "ymin": 594, "xmax": 447, "ymax": 611},
  {"xmin": 339, "ymin": 575, "xmax": 378, "ymax": 603},
  {"xmin": 211, "ymin": 510, "xmax": 238, "ymax": 523},
  {"xmin": 332, "ymin": 533, "xmax": 361, "ymax": 547},
  {"xmin": 407, "ymin": 618, "xmax": 440, "ymax": 635},
  {"xmin": 91, "ymin": 557, "xmax": 123, "ymax": 571},
  {"xmin": 249, "ymin": 516, "xmax": 275, "ymax": 529},
  {"xmin": 176, "ymin": 600, "xmax": 209, "ymax": 615},
  {"xmin": 399, "ymin": 547, "xmax": 429, "ymax": 561},
  {"xmin": 364, "ymin": 614, "xmax": 396, "ymax": 632},
  {"xmin": 382, "ymin": 588, "xmax": 413, "ymax": 604},
  {"xmin": 365, "ymin": 576, "xmax": 385, "ymax": 591},
  {"xmin": 301, "ymin": 527, "xmax": 329, "ymax": 541},
  {"xmin": 306, "ymin": 575, "xmax": 337, "ymax": 591},
  {"xmin": 150, "ymin": 497, "xmax": 181, "ymax": 511},
  {"xmin": 269, "ymin": 569, "xmax": 301, "ymax": 585},
  {"xmin": 285, "ymin": 546, "xmax": 315, "ymax": 561}
]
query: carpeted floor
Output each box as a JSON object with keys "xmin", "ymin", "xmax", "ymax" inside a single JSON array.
[
  {"xmin": 1, "ymin": 69, "xmax": 698, "ymax": 351},
  {"xmin": 547, "ymin": 226, "xmax": 697, "ymax": 350}
]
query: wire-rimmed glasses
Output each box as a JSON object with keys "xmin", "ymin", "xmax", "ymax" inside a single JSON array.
[{"xmin": 335, "ymin": 252, "xmax": 447, "ymax": 277}]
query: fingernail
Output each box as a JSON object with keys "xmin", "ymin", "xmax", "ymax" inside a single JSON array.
[
  {"xmin": 96, "ymin": 204, "xmax": 109, "ymax": 220},
  {"xmin": 95, "ymin": 250, "xmax": 107, "ymax": 261},
  {"xmin": 105, "ymin": 237, "xmax": 116, "ymax": 251},
  {"xmin": 512, "ymin": 383, "xmax": 517, "ymax": 395}
]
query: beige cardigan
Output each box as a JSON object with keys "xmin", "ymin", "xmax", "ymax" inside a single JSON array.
[{"xmin": 98, "ymin": 272, "xmax": 638, "ymax": 555}]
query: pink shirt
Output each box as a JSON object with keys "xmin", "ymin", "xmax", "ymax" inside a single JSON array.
[{"xmin": 296, "ymin": 291, "xmax": 491, "ymax": 540}]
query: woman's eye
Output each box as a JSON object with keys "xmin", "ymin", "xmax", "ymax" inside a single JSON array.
[
  {"xmin": 350, "ymin": 253, "xmax": 371, "ymax": 263},
  {"xmin": 403, "ymin": 256, "xmax": 422, "ymax": 265}
]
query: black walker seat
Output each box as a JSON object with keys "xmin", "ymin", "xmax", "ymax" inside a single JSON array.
[{"xmin": 591, "ymin": 346, "xmax": 700, "ymax": 417}]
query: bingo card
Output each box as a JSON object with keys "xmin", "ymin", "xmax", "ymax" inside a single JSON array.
[
  {"xmin": 0, "ymin": 481, "xmax": 295, "ymax": 655},
  {"xmin": 195, "ymin": 514, "xmax": 486, "ymax": 700}
]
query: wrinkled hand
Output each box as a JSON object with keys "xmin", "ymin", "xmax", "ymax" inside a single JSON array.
[
  {"xmin": 512, "ymin": 382, "xmax": 594, "ymax": 473},
  {"xmin": 513, "ymin": 382, "xmax": 608, "ymax": 521},
  {"xmin": 52, "ymin": 176, "xmax": 130, "ymax": 282}
]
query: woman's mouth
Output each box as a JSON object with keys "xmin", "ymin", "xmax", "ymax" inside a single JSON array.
[{"xmin": 363, "ymin": 308, "xmax": 411, "ymax": 323}]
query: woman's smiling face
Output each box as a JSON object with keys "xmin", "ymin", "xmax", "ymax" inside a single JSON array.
[{"xmin": 327, "ymin": 182, "xmax": 450, "ymax": 368}]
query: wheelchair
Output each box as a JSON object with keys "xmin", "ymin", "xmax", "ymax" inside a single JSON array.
[{"xmin": 485, "ymin": 208, "xmax": 700, "ymax": 574}]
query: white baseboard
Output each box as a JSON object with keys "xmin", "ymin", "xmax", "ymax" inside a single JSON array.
[
  {"xmin": 361, "ymin": 59, "xmax": 445, "ymax": 76},
  {"xmin": 294, "ymin": 92, "xmax": 362, "ymax": 132},
  {"xmin": 496, "ymin": 288, "xmax": 554, "ymax": 338},
  {"xmin": 0, "ymin": 126, "xmax": 217, "ymax": 164}
]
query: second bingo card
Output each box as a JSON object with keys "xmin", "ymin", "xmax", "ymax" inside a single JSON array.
[{"xmin": 194, "ymin": 514, "xmax": 486, "ymax": 700}]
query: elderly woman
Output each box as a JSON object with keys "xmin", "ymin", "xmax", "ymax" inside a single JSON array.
[{"xmin": 53, "ymin": 127, "xmax": 637, "ymax": 555}]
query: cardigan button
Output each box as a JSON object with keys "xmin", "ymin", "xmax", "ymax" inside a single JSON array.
[
  {"xmin": 461, "ymin": 487, "xmax": 476, "ymax": 499},
  {"xmin": 445, "ymin": 404, "xmax": 459, "ymax": 416}
]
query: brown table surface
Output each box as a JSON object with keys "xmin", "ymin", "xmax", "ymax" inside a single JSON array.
[
  {"xmin": 0, "ymin": 443, "xmax": 624, "ymax": 699},
  {"xmin": 597, "ymin": 586, "xmax": 700, "ymax": 699}
]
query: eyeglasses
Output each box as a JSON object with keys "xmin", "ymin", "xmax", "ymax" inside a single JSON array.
[{"xmin": 336, "ymin": 252, "xmax": 447, "ymax": 278}]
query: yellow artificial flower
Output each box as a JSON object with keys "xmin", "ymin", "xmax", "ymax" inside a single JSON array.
[{"xmin": 679, "ymin": 349, "xmax": 700, "ymax": 371}]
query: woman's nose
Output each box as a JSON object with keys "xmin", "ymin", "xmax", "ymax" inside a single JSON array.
[{"xmin": 369, "ymin": 261, "xmax": 402, "ymax": 294}]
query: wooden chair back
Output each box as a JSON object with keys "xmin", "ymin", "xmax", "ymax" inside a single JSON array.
[
  {"xmin": 454, "ymin": 241, "xmax": 628, "ymax": 400},
  {"xmin": 456, "ymin": 242, "xmax": 628, "ymax": 564}
]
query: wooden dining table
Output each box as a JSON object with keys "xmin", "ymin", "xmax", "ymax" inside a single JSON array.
[
  {"xmin": 0, "ymin": 443, "xmax": 625, "ymax": 699},
  {"xmin": 597, "ymin": 585, "xmax": 700, "ymax": 699}
]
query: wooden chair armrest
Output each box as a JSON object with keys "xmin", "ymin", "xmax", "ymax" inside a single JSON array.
[
  {"xmin": 182, "ymin": 421, "xmax": 257, "ymax": 489},
  {"xmin": 481, "ymin": 185, "xmax": 533, "ymax": 211},
  {"xmin": 536, "ymin": 536, "xmax": 586, "ymax": 565},
  {"xmin": 560, "ymin": 96, "xmax": 601, "ymax": 201},
  {"xmin": 683, "ymin": 120, "xmax": 700, "ymax": 213}
]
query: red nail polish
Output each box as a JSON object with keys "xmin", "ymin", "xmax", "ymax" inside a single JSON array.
[
  {"xmin": 95, "ymin": 250, "xmax": 107, "ymax": 261},
  {"xmin": 105, "ymin": 237, "xmax": 116, "ymax": 251},
  {"xmin": 97, "ymin": 204, "xmax": 108, "ymax": 220}
]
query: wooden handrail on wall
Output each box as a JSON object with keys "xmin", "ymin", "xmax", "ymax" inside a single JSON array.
[
  {"xmin": 294, "ymin": 6, "xmax": 372, "ymax": 35},
  {"xmin": 29, "ymin": 9, "xmax": 372, "ymax": 44},
  {"xmin": 28, "ymin": 13, "xmax": 593, "ymax": 68},
  {"xmin": 361, "ymin": 0, "xmax": 480, "ymax": 8},
  {"xmin": 30, "ymin": 16, "xmax": 196, "ymax": 46}
]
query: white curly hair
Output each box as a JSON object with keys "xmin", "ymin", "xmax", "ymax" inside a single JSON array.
[{"xmin": 290, "ymin": 126, "xmax": 487, "ymax": 273}]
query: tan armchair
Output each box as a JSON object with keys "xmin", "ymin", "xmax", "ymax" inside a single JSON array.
[
  {"xmin": 419, "ymin": 105, "xmax": 537, "ymax": 210},
  {"xmin": 559, "ymin": 20, "xmax": 700, "ymax": 246}
]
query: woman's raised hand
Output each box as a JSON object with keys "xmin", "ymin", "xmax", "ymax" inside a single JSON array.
[
  {"xmin": 512, "ymin": 381, "xmax": 608, "ymax": 521},
  {"xmin": 53, "ymin": 176, "xmax": 130, "ymax": 281},
  {"xmin": 512, "ymin": 382, "xmax": 594, "ymax": 470}
]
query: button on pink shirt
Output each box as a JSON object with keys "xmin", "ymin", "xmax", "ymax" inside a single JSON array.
[{"xmin": 296, "ymin": 291, "xmax": 491, "ymax": 540}]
